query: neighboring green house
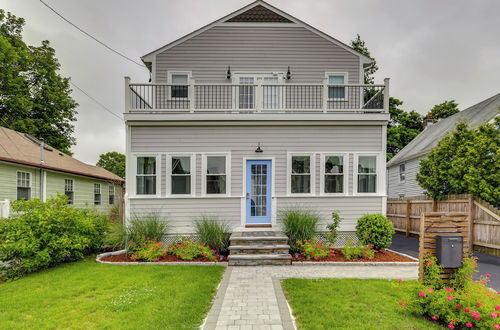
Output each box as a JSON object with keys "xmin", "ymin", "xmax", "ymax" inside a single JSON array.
[{"xmin": 0, "ymin": 126, "xmax": 125, "ymax": 218}]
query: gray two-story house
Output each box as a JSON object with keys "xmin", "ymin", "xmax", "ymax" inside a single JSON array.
[{"xmin": 124, "ymin": 1, "xmax": 390, "ymax": 238}]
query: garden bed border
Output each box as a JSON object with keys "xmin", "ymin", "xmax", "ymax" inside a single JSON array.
[
  {"xmin": 292, "ymin": 248, "xmax": 418, "ymax": 266},
  {"xmin": 96, "ymin": 250, "xmax": 228, "ymax": 266}
]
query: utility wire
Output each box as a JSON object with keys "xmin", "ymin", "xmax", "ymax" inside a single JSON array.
[
  {"xmin": 70, "ymin": 81, "xmax": 124, "ymax": 122},
  {"xmin": 39, "ymin": 0, "xmax": 146, "ymax": 69}
]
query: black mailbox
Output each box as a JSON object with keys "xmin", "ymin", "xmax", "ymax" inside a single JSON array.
[{"xmin": 436, "ymin": 235, "xmax": 463, "ymax": 268}]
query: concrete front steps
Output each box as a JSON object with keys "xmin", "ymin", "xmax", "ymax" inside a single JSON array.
[{"xmin": 228, "ymin": 231, "xmax": 292, "ymax": 266}]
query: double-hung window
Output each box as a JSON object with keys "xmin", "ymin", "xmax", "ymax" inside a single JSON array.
[
  {"xmin": 94, "ymin": 184, "xmax": 101, "ymax": 205},
  {"xmin": 204, "ymin": 155, "xmax": 228, "ymax": 195},
  {"xmin": 169, "ymin": 72, "xmax": 189, "ymax": 99},
  {"xmin": 322, "ymin": 154, "xmax": 346, "ymax": 195},
  {"xmin": 327, "ymin": 73, "xmax": 347, "ymax": 100},
  {"xmin": 16, "ymin": 171, "xmax": 31, "ymax": 200},
  {"xmin": 170, "ymin": 155, "xmax": 193, "ymax": 195},
  {"xmin": 357, "ymin": 155, "xmax": 378, "ymax": 194},
  {"xmin": 289, "ymin": 155, "xmax": 313, "ymax": 195},
  {"xmin": 136, "ymin": 156, "xmax": 157, "ymax": 195},
  {"xmin": 109, "ymin": 185, "xmax": 115, "ymax": 205},
  {"xmin": 64, "ymin": 179, "xmax": 74, "ymax": 204},
  {"xmin": 399, "ymin": 163, "xmax": 406, "ymax": 183}
]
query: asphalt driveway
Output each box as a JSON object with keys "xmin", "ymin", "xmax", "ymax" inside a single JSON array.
[{"xmin": 390, "ymin": 234, "xmax": 500, "ymax": 291}]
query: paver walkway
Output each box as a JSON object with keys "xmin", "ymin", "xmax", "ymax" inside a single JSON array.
[{"xmin": 203, "ymin": 264, "xmax": 418, "ymax": 330}]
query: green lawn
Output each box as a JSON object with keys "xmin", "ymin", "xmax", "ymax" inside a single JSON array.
[
  {"xmin": 0, "ymin": 258, "xmax": 225, "ymax": 329},
  {"xmin": 282, "ymin": 278, "xmax": 442, "ymax": 330}
]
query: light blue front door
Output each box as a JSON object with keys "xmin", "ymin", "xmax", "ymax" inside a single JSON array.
[{"xmin": 246, "ymin": 160, "xmax": 272, "ymax": 224}]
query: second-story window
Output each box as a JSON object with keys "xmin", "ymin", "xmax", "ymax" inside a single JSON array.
[
  {"xmin": 328, "ymin": 73, "xmax": 347, "ymax": 100},
  {"xmin": 94, "ymin": 184, "xmax": 101, "ymax": 205},
  {"xmin": 170, "ymin": 73, "xmax": 188, "ymax": 98},
  {"xmin": 399, "ymin": 163, "xmax": 406, "ymax": 183},
  {"xmin": 64, "ymin": 179, "xmax": 74, "ymax": 205}
]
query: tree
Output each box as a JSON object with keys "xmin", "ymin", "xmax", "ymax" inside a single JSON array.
[
  {"xmin": 428, "ymin": 100, "xmax": 460, "ymax": 120},
  {"xmin": 97, "ymin": 152, "xmax": 125, "ymax": 178},
  {"xmin": 416, "ymin": 119, "xmax": 500, "ymax": 206},
  {"xmin": 0, "ymin": 10, "xmax": 77, "ymax": 155},
  {"xmin": 350, "ymin": 35, "xmax": 424, "ymax": 160}
]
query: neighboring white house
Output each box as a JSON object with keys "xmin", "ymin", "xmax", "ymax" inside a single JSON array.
[
  {"xmin": 387, "ymin": 93, "xmax": 500, "ymax": 198},
  {"xmin": 124, "ymin": 0, "xmax": 390, "ymax": 234}
]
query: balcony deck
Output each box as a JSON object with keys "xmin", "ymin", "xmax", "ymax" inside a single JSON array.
[{"xmin": 125, "ymin": 78, "xmax": 389, "ymax": 114}]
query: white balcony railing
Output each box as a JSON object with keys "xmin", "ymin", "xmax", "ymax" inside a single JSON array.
[{"xmin": 125, "ymin": 78, "xmax": 389, "ymax": 113}]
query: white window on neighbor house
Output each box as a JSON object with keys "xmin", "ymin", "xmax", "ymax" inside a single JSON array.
[
  {"xmin": 64, "ymin": 179, "xmax": 74, "ymax": 205},
  {"xmin": 203, "ymin": 154, "xmax": 230, "ymax": 196},
  {"xmin": 399, "ymin": 163, "xmax": 406, "ymax": 183},
  {"xmin": 16, "ymin": 171, "xmax": 31, "ymax": 200},
  {"xmin": 321, "ymin": 154, "xmax": 347, "ymax": 195},
  {"xmin": 169, "ymin": 155, "xmax": 194, "ymax": 196},
  {"xmin": 94, "ymin": 183, "xmax": 101, "ymax": 205},
  {"xmin": 356, "ymin": 155, "xmax": 378, "ymax": 194},
  {"xmin": 327, "ymin": 73, "xmax": 348, "ymax": 100},
  {"xmin": 136, "ymin": 156, "xmax": 157, "ymax": 195},
  {"xmin": 288, "ymin": 154, "xmax": 314, "ymax": 195},
  {"xmin": 109, "ymin": 185, "xmax": 115, "ymax": 205},
  {"xmin": 168, "ymin": 72, "xmax": 190, "ymax": 99}
]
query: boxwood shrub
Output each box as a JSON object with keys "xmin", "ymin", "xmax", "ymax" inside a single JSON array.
[
  {"xmin": 355, "ymin": 213, "xmax": 394, "ymax": 250},
  {"xmin": 0, "ymin": 196, "xmax": 108, "ymax": 280}
]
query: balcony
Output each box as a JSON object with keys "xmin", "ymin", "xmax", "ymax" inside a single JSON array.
[{"xmin": 125, "ymin": 78, "xmax": 389, "ymax": 114}]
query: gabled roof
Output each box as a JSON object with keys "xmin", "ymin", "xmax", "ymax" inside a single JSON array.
[
  {"xmin": 387, "ymin": 93, "xmax": 500, "ymax": 167},
  {"xmin": 0, "ymin": 126, "xmax": 124, "ymax": 182},
  {"xmin": 141, "ymin": 0, "xmax": 372, "ymax": 65}
]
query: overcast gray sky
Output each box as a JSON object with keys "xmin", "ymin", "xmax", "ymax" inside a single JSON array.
[{"xmin": 3, "ymin": 0, "xmax": 500, "ymax": 164}]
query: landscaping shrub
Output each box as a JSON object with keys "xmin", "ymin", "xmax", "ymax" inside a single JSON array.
[
  {"xmin": 279, "ymin": 208, "xmax": 319, "ymax": 252},
  {"xmin": 166, "ymin": 237, "xmax": 218, "ymax": 261},
  {"xmin": 0, "ymin": 196, "xmax": 108, "ymax": 280},
  {"xmin": 325, "ymin": 210, "xmax": 342, "ymax": 244},
  {"xmin": 127, "ymin": 213, "xmax": 169, "ymax": 245},
  {"xmin": 128, "ymin": 239, "xmax": 165, "ymax": 262},
  {"xmin": 422, "ymin": 255, "xmax": 444, "ymax": 289},
  {"xmin": 296, "ymin": 239, "xmax": 334, "ymax": 260},
  {"xmin": 342, "ymin": 238, "xmax": 375, "ymax": 260},
  {"xmin": 355, "ymin": 213, "xmax": 394, "ymax": 250},
  {"xmin": 194, "ymin": 217, "xmax": 230, "ymax": 254}
]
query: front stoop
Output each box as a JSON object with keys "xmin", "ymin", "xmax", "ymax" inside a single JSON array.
[{"xmin": 228, "ymin": 231, "xmax": 292, "ymax": 266}]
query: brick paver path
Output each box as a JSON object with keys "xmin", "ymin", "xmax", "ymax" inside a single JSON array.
[{"xmin": 203, "ymin": 264, "xmax": 418, "ymax": 330}]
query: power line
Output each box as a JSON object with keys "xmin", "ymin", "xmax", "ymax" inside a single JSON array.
[
  {"xmin": 69, "ymin": 81, "xmax": 124, "ymax": 122},
  {"xmin": 39, "ymin": 0, "xmax": 147, "ymax": 69}
]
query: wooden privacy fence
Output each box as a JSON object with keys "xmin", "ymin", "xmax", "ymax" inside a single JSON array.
[
  {"xmin": 418, "ymin": 212, "xmax": 470, "ymax": 281},
  {"xmin": 387, "ymin": 194, "xmax": 500, "ymax": 254}
]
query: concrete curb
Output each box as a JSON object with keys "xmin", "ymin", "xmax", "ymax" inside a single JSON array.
[
  {"xmin": 291, "ymin": 261, "xmax": 419, "ymax": 266},
  {"xmin": 96, "ymin": 251, "xmax": 228, "ymax": 266},
  {"xmin": 202, "ymin": 268, "xmax": 233, "ymax": 330},
  {"xmin": 272, "ymin": 277, "xmax": 297, "ymax": 330}
]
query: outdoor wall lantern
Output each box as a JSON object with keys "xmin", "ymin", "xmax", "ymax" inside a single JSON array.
[
  {"xmin": 255, "ymin": 142, "xmax": 263, "ymax": 153},
  {"xmin": 226, "ymin": 66, "xmax": 231, "ymax": 79},
  {"xmin": 286, "ymin": 66, "xmax": 291, "ymax": 80}
]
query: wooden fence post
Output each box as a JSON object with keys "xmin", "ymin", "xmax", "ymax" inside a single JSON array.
[
  {"xmin": 405, "ymin": 200, "xmax": 411, "ymax": 237},
  {"xmin": 468, "ymin": 195, "xmax": 475, "ymax": 253},
  {"xmin": 432, "ymin": 199, "xmax": 438, "ymax": 212}
]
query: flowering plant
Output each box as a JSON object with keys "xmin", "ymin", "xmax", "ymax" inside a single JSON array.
[
  {"xmin": 128, "ymin": 238, "xmax": 165, "ymax": 262},
  {"xmin": 296, "ymin": 239, "xmax": 334, "ymax": 260},
  {"xmin": 341, "ymin": 238, "xmax": 375, "ymax": 260},
  {"xmin": 166, "ymin": 237, "xmax": 218, "ymax": 262}
]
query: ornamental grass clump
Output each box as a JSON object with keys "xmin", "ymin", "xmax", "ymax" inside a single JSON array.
[
  {"xmin": 194, "ymin": 217, "xmax": 230, "ymax": 254},
  {"xmin": 356, "ymin": 213, "xmax": 394, "ymax": 250},
  {"xmin": 126, "ymin": 213, "xmax": 169, "ymax": 245},
  {"xmin": 166, "ymin": 237, "xmax": 218, "ymax": 262},
  {"xmin": 279, "ymin": 208, "xmax": 319, "ymax": 252}
]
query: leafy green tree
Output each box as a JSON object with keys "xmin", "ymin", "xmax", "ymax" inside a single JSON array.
[
  {"xmin": 416, "ymin": 119, "xmax": 500, "ymax": 205},
  {"xmin": 0, "ymin": 10, "xmax": 77, "ymax": 155},
  {"xmin": 428, "ymin": 100, "xmax": 460, "ymax": 120},
  {"xmin": 350, "ymin": 34, "xmax": 378, "ymax": 84},
  {"xmin": 96, "ymin": 152, "xmax": 125, "ymax": 178}
]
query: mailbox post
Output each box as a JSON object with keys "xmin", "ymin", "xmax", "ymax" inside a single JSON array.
[{"xmin": 436, "ymin": 235, "xmax": 463, "ymax": 268}]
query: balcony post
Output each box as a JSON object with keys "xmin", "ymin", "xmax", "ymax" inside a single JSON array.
[
  {"xmin": 322, "ymin": 77, "xmax": 328, "ymax": 112},
  {"xmin": 189, "ymin": 77, "xmax": 195, "ymax": 112},
  {"xmin": 124, "ymin": 76, "xmax": 131, "ymax": 113},
  {"xmin": 256, "ymin": 77, "xmax": 262, "ymax": 112},
  {"xmin": 383, "ymin": 78, "xmax": 390, "ymax": 113}
]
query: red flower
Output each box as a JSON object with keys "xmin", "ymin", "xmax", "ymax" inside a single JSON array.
[
  {"xmin": 456, "ymin": 304, "xmax": 461, "ymax": 309},
  {"xmin": 496, "ymin": 305, "xmax": 500, "ymax": 311},
  {"xmin": 492, "ymin": 313, "xmax": 498, "ymax": 319},
  {"xmin": 431, "ymin": 315, "xmax": 438, "ymax": 320},
  {"xmin": 447, "ymin": 324, "xmax": 455, "ymax": 329},
  {"xmin": 418, "ymin": 292, "xmax": 426, "ymax": 297},
  {"xmin": 494, "ymin": 324, "xmax": 500, "ymax": 329},
  {"xmin": 465, "ymin": 308, "xmax": 470, "ymax": 313},
  {"xmin": 476, "ymin": 302, "xmax": 482, "ymax": 307},
  {"xmin": 397, "ymin": 279, "xmax": 402, "ymax": 283},
  {"xmin": 485, "ymin": 273, "xmax": 491, "ymax": 278},
  {"xmin": 445, "ymin": 287, "xmax": 452, "ymax": 292},
  {"xmin": 447, "ymin": 295, "xmax": 454, "ymax": 301},
  {"xmin": 465, "ymin": 323, "xmax": 472, "ymax": 328},
  {"xmin": 426, "ymin": 260, "xmax": 432, "ymax": 266}
]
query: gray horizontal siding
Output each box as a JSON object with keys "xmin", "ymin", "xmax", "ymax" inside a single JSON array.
[
  {"xmin": 155, "ymin": 26, "xmax": 360, "ymax": 84},
  {"xmin": 387, "ymin": 157, "xmax": 426, "ymax": 197},
  {"xmin": 131, "ymin": 125, "xmax": 383, "ymax": 196}
]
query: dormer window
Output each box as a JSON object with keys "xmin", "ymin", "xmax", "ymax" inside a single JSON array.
[{"xmin": 168, "ymin": 71, "xmax": 190, "ymax": 98}]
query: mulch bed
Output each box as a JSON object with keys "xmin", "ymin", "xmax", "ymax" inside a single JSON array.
[
  {"xmin": 291, "ymin": 249, "xmax": 415, "ymax": 262},
  {"xmin": 101, "ymin": 253, "xmax": 228, "ymax": 263}
]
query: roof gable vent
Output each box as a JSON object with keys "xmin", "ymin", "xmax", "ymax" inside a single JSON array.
[{"xmin": 225, "ymin": 5, "xmax": 292, "ymax": 23}]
